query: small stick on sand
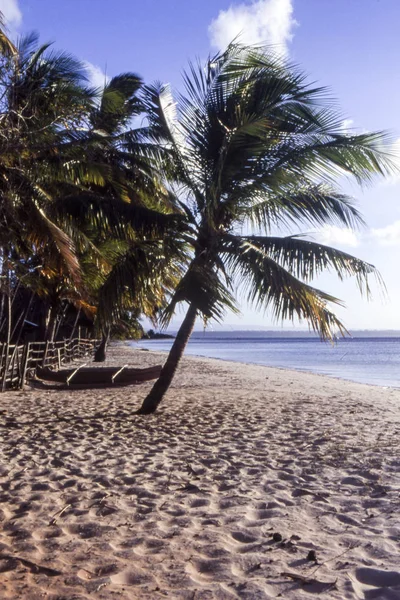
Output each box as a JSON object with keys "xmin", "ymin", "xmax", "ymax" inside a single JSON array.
[
  {"xmin": 281, "ymin": 571, "xmax": 337, "ymax": 587},
  {"xmin": 308, "ymin": 544, "xmax": 359, "ymax": 578},
  {"xmin": 0, "ymin": 554, "xmax": 62, "ymax": 576},
  {"xmin": 49, "ymin": 503, "xmax": 72, "ymax": 525}
]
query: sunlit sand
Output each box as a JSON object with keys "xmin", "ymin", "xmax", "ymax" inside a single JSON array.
[{"xmin": 1, "ymin": 343, "xmax": 399, "ymax": 599}]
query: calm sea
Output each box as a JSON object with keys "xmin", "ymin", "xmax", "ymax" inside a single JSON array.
[{"xmin": 134, "ymin": 332, "xmax": 400, "ymax": 388}]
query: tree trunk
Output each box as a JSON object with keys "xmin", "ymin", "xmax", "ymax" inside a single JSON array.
[
  {"xmin": 45, "ymin": 304, "xmax": 58, "ymax": 342},
  {"xmin": 12, "ymin": 291, "xmax": 34, "ymax": 345},
  {"xmin": 69, "ymin": 308, "xmax": 81, "ymax": 342},
  {"xmin": 94, "ymin": 326, "xmax": 110, "ymax": 362},
  {"xmin": 0, "ymin": 292, "xmax": 5, "ymax": 337},
  {"xmin": 136, "ymin": 303, "xmax": 198, "ymax": 415},
  {"xmin": 54, "ymin": 301, "xmax": 68, "ymax": 341},
  {"xmin": 1, "ymin": 287, "xmax": 11, "ymax": 392}
]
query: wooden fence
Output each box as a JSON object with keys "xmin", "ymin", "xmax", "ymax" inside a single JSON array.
[{"xmin": 0, "ymin": 336, "xmax": 97, "ymax": 391}]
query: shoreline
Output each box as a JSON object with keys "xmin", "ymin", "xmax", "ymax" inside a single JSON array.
[
  {"xmin": 1, "ymin": 342, "xmax": 400, "ymax": 599},
  {"xmin": 133, "ymin": 341, "xmax": 400, "ymax": 391}
]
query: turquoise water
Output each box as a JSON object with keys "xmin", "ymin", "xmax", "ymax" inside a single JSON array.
[{"xmin": 134, "ymin": 332, "xmax": 400, "ymax": 388}]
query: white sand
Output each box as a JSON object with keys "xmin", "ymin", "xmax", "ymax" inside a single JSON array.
[{"xmin": 0, "ymin": 342, "xmax": 399, "ymax": 599}]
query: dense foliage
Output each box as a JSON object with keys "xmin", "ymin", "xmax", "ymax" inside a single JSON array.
[{"xmin": 0, "ymin": 24, "xmax": 183, "ymax": 347}]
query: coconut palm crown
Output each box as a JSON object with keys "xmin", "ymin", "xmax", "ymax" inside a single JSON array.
[
  {"xmin": 0, "ymin": 30, "xmax": 185, "ymax": 345},
  {"xmin": 137, "ymin": 44, "xmax": 394, "ymax": 414}
]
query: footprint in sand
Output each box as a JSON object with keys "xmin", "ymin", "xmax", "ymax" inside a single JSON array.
[
  {"xmin": 188, "ymin": 497, "xmax": 210, "ymax": 508},
  {"xmin": 351, "ymin": 567, "xmax": 400, "ymax": 599},
  {"xmin": 230, "ymin": 530, "xmax": 258, "ymax": 544},
  {"xmin": 111, "ymin": 567, "xmax": 154, "ymax": 586},
  {"xmin": 186, "ymin": 558, "xmax": 230, "ymax": 583}
]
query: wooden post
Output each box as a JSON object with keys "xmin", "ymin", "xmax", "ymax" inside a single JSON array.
[
  {"xmin": 0, "ymin": 343, "xmax": 4, "ymax": 385},
  {"xmin": 15, "ymin": 346, "xmax": 21, "ymax": 382},
  {"xmin": 57, "ymin": 348, "xmax": 61, "ymax": 369},
  {"xmin": 9, "ymin": 346, "xmax": 17, "ymax": 388},
  {"xmin": 42, "ymin": 341, "xmax": 49, "ymax": 367},
  {"xmin": 1, "ymin": 345, "xmax": 10, "ymax": 391},
  {"xmin": 50, "ymin": 342, "xmax": 56, "ymax": 369},
  {"xmin": 20, "ymin": 343, "xmax": 30, "ymax": 389}
]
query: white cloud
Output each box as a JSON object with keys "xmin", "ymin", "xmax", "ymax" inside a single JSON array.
[
  {"xmin": 0, "ymin": 0, "xmax": 22, "ymax": 28},
  {"xmin": 208, "ymin": 0, "xmax": 296, "ymax": 56},
  {"xmin": 315, "ymin": 219, "xmax": 400, "ymax": 248},
  {"xmin": 83, "ymin": 61, "xmax": 110, "ymax": 89},
  {"xmin": 370, "ymin": 220, "xmax": 400, "ymax": 246},
  {"xmin": 314, "ymin": 225, "xmax": 360, "ymax": 248},
  {"xmin": 340, "ymin": 119, "xmax": 354, "ymax": 133}
]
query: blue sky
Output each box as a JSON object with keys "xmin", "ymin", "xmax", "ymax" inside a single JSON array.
[{"xmin": 3, "ymin": 0, "xmax": 400, "ymax": 330}]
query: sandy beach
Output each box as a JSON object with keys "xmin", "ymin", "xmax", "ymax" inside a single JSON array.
[{"xmin": 0, "ymin": 342, "xmax": 400, "ymax": 599}]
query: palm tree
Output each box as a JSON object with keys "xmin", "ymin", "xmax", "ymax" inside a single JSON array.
[
  {"xmin": 136, "ymin": 44, "xmax": 394, "ymax": 415},
  {"xmin": 0, "ymin": 32, "xmax": 181, "ymax": 345},
  {"xmin": 63, "ymin": 73, "xmax": 188, "ymax": 358},
  {"xmin": 0, "ymin": 33, "xmax": 94, "ymax": 346}
]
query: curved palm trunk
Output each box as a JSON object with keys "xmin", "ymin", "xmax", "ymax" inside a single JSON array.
[
  {"xmin": 94, "ymin": 326, "xmax": 110, "ymax": 362},
  {"xmin": 136, "ymin": 303, "xmax": 198, "ymax": 415}
]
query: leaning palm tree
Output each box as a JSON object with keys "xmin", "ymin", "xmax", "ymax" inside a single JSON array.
[{"xmin": 136, "ymin": 44, "xmax": 394, "ymax": 414}]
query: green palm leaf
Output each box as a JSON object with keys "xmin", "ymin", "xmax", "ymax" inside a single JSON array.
[{"xmin": 222, "ymin": 236, "xmax": 347, "ymax": 339}]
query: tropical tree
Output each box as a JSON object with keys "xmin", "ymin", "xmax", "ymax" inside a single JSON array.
[
  {"xmin": 0, "ymin": 29, "xmax": 182, "ymax": 346},
  {"xmin": 63, "ymin": 73, "xmax": 187, "ymax": 358},
  {"xmin": 0, "ymin": 32, "xmax": 95, "ymax": 348},
  {"xmin": 136, "ymin": 44, "xmax": 394, "ymax": 414}
]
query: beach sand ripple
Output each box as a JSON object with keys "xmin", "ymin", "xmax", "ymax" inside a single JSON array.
[{"xmin": 0, "ymin": 343, "xmax": 399, "ymax": 598}]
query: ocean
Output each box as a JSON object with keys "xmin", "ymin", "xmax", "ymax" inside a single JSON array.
[{"xmin": 134, "ymin": 332, "xmax": 400, "ymax": 388}]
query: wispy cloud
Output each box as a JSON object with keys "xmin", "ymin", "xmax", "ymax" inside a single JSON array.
[
  {"xmin": 314, "ymin": 219, "xmax": 400, "ymax": 248},
  {"xmin": 340, "ymin": 118, "xmax": 354, "ymax": 134},
  {"xmin": 0, "ymin": 0, "xmax": 22, "ymax": 29},
  {"xmin": 314, "ymin": 225, "xmax": 360, "ymax": 248},
  {"xmin": 83, "ymin": 61, "xmax": 110, "ymax": 89},
  {"xmin": 370, "ymin": 220, "xmax": 400, "ymax": 246},
  {"xmin": 208, "ymin": 0, "xmax": 296, "ymax": 56}
]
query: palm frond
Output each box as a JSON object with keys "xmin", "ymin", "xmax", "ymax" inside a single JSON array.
[
  {"xmin": 222, "ymin": 236, "xmax": 347, "ymax": 339},
  {"xmin": 97, "ymin": 239, "xmax": 184, "ymax": 327},
  {"xmin": 160, "ymin": 261, "xmax": 239, "ymax": 328},
  {"xmin": 227, "ymin": 234, "xmax": 381, "ymax": 296},
  {"xmin": 91, "ymin": 72, "xmax": 143, "ymax": 134},
  {"xmin": 240, "ymin": 185, "xmax": 365, "ymax": 231}
]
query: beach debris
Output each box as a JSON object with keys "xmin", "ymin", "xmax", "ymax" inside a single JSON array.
[
  {"xmin": 49, "ymin": 503, "xmax": 72, "ymax": 525},
  {"xmin": 0, "ymin": 554, "xmax": 62, "ymax": 576},
  {"xmin": 272, "ymin": 532, "xmax": 283, "ymax": 542},
  {"xmin": 281, "ymin": 571, "xmax": 337, "ymax": 588},
  {"xmin": 308, "ymin": 543, "xmax": 359, "ymax": 578},
  {"xmin": 307, "ymin": 549, "xmax": 318, "ymax": 562},
  {"xmin": 285, "ymin": 539, "xmax": 298, "ymax": 553}
]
